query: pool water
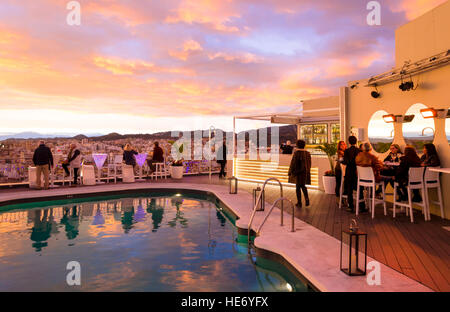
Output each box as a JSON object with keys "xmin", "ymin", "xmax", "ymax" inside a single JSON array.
[{"xmin": 0, "ymin": 193, "xmax": 308, "ymax": 292}]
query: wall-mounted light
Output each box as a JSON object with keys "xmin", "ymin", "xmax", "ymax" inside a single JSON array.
[
  {"xmin": 382, "ymin": 114, "xmax": 415, "ymax": 123},
  {"xmin": 420, "ymin": 108, "xmax": 448, "ymax": 119},
  {"xmin": 383, "ymin": 114, "xmax": 396, "ymax": 123},
  {"xmin": 350, "ymin": 82, "xmax": 359, "ymax": 89}
]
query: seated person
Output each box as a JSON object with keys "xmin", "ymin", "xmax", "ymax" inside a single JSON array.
[
  {"xmin": 356, "ymin": 143, "xmax": 383, "ymax": 211},
  {"xmin": 356, "ymin": 142, "xmax": 383, "ymax": 183},
  {"xmin": 420, "ymin": 143, "xmax": 440, "ymax": 167},
  {"xmin": 280, "ymin": 140, "xmax": 294, "ymax": 154},
  {"xmin": 123, "ymin": 144, "xmax": 138, "ymax": 167},
  {"xmin": 147, "ymin": 142, "xmax": 164, "ymax": 173},
  {"xmin": 380, "ymin": 144, "xmax": 403, "ymax": 191},
  {"xmin": 395, "ymin": 146, "xmax": 422, "ymax": 202}
]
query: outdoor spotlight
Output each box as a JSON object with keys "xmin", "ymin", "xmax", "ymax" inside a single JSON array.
[
  {"xmin": 371, "ymin": 85, "xmax": 380, "ymax": 98},
  {"xmin": 350, "ymin": 82, "xmax": 359, "ymax": 89},
  {"xmin": 420, "ymin": 108, "xmax": 448, "ymax": 119},
  {"xmin": 399, "ymin": 81, "xmax": 414, "ymax": 91}
]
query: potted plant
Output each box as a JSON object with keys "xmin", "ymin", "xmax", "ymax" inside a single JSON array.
[
  {"xmin": 317, "ymin": 143, "xmax": 338, "ymax": 195},
  {"xmin": 170, "ymin": 160, "xmax": 184, "ymax": 179},
  {"xmin": 168, "ymin": 140, "xmax": 185, "ymax": 179}
]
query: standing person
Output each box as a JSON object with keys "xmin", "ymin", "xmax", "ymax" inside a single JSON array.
[
  {"xmin": 32, "ymin": 140, "xmax": 53, "ymax": 190},
  {"xmin": 216, "ymin": 140, "xmax": 227, "ymax": 179},
  {"xmin": 335, "ymin": 141, "xmax": 347, "ymax": 197},
  {"xmin": 395, "ymin": 146, "xmax": 422, "ymax": 202},
  {"xmin": 147, "ymin": 142, "xmax": 165, "ymax": 174},
  {"xmin": 123, "ymin": 144, "xmax": 138, "ymax": 168},
  {"xmin": 342, "ymin": 136, "xmax": 360, "ymax": 212},
  {"xmin": 62, "ymin": 143, "xmax": 81, "ymax": 185},
  {"xmin": 289, "ymin": 140, "xmax": 311, "ymax": 208},
  {"xmin": 420, "ymin": 143, "xmax": 440, "ymax": 167}
]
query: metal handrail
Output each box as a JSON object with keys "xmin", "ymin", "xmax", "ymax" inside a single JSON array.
[
  {"xmin": 247, "ymin": 178, "xmax": 285, "ymax": 244},
  {"xmin": 256, "ymin": 197, "xmax": 295, "ymax": 235}
]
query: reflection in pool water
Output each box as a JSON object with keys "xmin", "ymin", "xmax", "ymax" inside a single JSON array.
[{"xmin": 0, "ymin": 195, "xmax": 307, "ymax": 292}]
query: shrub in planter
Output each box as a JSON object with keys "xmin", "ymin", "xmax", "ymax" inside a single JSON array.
[{"xmin": 317, "ymin": 144, "xmax": 338, "ymax": 195}]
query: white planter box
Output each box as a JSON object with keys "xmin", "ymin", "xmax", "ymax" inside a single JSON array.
[
  {"xmin": 170, "ymin": 166, "xmax": 184, "ymax": 179},
  {"xmin": 323, "ymin": 176, "xmax": 336, "ymax": 195}
]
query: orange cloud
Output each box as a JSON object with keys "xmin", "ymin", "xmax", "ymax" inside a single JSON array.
[
  {"xmin": 169, "ymin": 39, "xmax": 203, "ymax": 61},
  {"xmin": 389, "ymin": 0, "xmax": 448, "ymax": 20},
  {"xmin": 165, "ymin": 0, "xmax": 241, "ymax": 32}
]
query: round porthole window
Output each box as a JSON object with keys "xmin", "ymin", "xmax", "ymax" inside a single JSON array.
[
  {"xmin": 368, "ymin": 110, "xmax": 394, "ymax": 153},
  {"xmin": 402, "ymin": 103, "xmax": 435, "ymax": 153}
]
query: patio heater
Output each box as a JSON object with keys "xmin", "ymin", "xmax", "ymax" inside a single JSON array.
[
  {"xmin": 135, "ymin": 153, "xmax": 148, "ymax": 182},
  {"xmin": 92, "ymin": 153, "xmax": 108, "ymax": 184},
  {"xmin": 340, "ymin": 220, "xmax": 367, "ymax": 276}
]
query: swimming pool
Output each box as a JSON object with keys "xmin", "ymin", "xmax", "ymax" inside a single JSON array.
[{"xmin": 0, "ymin": 191, "xmax": 309, "ymax": 292}]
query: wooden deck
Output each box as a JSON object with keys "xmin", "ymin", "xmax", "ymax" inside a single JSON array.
[{"xmin": 180, "ymin": 176, "xmax": 450, "ymax": 292}]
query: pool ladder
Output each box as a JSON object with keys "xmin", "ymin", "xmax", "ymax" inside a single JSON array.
[{"xmin": 247, "ymin": 178, "xmax": 296, "ymax": 247}]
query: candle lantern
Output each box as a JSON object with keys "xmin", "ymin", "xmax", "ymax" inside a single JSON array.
[
  {"xmin": 253, "ymin": 186, "xmax": 265, "ymax": 211},
  {"xmin": 340, "ymin": 220, "xmax": 367, "ymax": 276},
  {"xmin": 229, "ymin": 176, "xmax": 238, "ymax": 194}
]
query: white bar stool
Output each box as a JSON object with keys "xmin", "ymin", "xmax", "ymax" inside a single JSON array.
[
  {"xmin": 356, "ymin": 166, "xmax": 387, "ymax": 219},
  {"xmin": 393, "ymin": 167, "xmax": 427, "ymax": 223},
  {"xmin": 424, "ymin": 167, "xmax": 444, "ymax": 220}
]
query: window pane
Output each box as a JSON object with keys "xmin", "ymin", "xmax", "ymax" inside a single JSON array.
[
  {"xmin": 331, "ymin": 124, "xmax": 340, "ymax": 144},
  {"xmin": 313, "ymin": 124, "xmax": 327, "ymax": 144}
]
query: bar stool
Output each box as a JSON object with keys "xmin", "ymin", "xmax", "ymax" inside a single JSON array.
[
  {"xmin": 356, "ymin": 166, "xmax": 387, "ymax": 219},
  {"xmin": 338, "ymin": 164, "xmax": 348, "ymax": 209},
  {"xmin": 151, "ymin": 163, "xmax": 167, "ymax": 180},
  {"xmin": 424, "ymin": 167, "xmax": 444, "ymax": 220},
  {"xmin": 393, "ymin": 167, "xmax": 427, "ymax": 223}
]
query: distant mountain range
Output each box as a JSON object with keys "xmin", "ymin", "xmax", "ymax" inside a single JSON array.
[
  {"xmin": 0, "ymin": 132, "xmax": 104, "ymax": 141},
  {"xmin": 0, "ymin": 126, "xmax": 298, "ymax": 142}
]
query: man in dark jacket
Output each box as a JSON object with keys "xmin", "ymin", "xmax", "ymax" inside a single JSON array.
[
  {"xmin": 147, "ymin": 142, "xmax": 164, "ymax": 173},
  {"xmin": 32, "ymin": 140, "xmax": 53, "ymax": 190},
  {"xmin": 342, "ymin": 136, "xmax": 365, "ymax": 212},
  {"xmin": 216, "ymin": 140, "xmax": 227, "ymax": 179}
]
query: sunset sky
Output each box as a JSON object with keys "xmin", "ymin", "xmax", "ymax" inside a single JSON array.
[{"xmin": 0, "ymin": 0, "xmax": 447, "ymax": 135}]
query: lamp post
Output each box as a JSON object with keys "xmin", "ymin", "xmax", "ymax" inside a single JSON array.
[
  {"xmin": 340, "ymin": 220, "xmax": 367, "ymax": 276},
  {"xmin": 229, "ymin": 176, "xmax": 238, "ymax": 194},
  {"xmin": 253, "ymin": 186, "xmax": 265, "ymax": 211}
]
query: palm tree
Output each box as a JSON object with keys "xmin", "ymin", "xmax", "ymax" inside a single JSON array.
[{"xmin": 317, "ymin": 143, "xmax": 338, "ymax": 176}]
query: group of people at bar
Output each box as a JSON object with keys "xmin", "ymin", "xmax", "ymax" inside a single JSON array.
[{"xmin": 335, "ymin": 136, "xmax": 441, "ymax": 212}]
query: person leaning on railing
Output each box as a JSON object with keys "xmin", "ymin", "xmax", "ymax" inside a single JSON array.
[{"xmin": 32, "ymin": 140, "xmax": 54, "ymax": 190}]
